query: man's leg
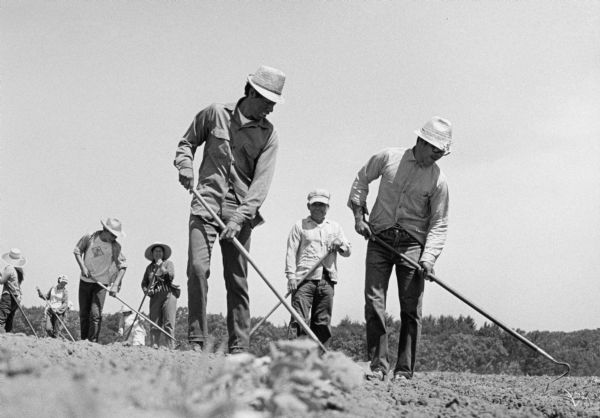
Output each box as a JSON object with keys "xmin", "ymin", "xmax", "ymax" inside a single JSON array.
[
  {"xmin": 0, "ymin": 292, "xmax": 13, "ymax": 332},
  {"xmin": 393, "ymin": 230, "xmax": 424, "ymax": 379},
  {"xmin": 365, "ymin": 231, "xmax": 395, "ymax": 374},
  {"xmin": 221, "ymin": 223, "xmax": 252, "ymax": 353},
  {"xmin": 45, "ymin": 311, "xmax": 55, "ymax": 337},
  {"xmin": 290, "ymin": 280, "xmax": 316, "ymax": 338},
  {"xmin": 187, "ymin": 215, "xmax": 217, "ymax": 348},
  {"xmin": 88, "ymin": 284, "xmax": 107, "ymax": 342},
  {"xmin": 310, "ymin": 278, "xmax": 335, "ymax": 344},
  {"xmin": 78, "ymin": 281, "xmax": 93, "ymax": 340}
]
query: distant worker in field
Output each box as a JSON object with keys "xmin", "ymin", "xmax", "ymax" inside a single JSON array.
[
  {"xmin": 36, "ymin": 275, "xmax": 70, "ymax": 338},
  {"xmin": 348, "ymin": 116, "xmax": 452, "ymax": 382},
  {"xmin": 0, "ymin": 248, "xmax": 27, "ymax": 333},
  {"xmin": 118, "ymin": 305, "xmax": 146, "ymax": 346},
  {"xmin": 74, "ymin": 218, "xmax": 127, "ymax": 342},
  {"xmin": 174, "ymin": 65, "xmax": 286, "ymax": 354},
  {"xmin": 285, "ymin": 189, "xmax": 351, "ymax": 345},
  {"xmin": 141, "ymin": 242, "xmax": 179, "ymax": 349}
]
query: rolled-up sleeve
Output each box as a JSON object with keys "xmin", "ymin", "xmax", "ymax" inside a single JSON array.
[
  {"xmin": 73, "ymin": 233, "xmax": 92, "ymax": 256},
  {"xmin": 347, "ymin": 150, "xmax": 388, "ymax": 211},
  {"xmin": 174, "ymin": 108, "xmax": 212, "ymax": 172},
  {"xmin": 285, "ymin": 222, "xmax": 301, "ymax": 281},
  {"xmin": 420, "ymin": 178, "xmax": 449, "ymax": 264},
  {"xmin": 230, "ymin": 132, "xmax": 279, "ymax": 225}
]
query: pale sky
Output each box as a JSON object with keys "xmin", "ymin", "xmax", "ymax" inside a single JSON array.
[{"xmin": 2, "ymin": 1, "xmax": 599, "ymax": 333}]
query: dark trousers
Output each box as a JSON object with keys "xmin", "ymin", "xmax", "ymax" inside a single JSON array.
[
  {"xmin": 187, "ymin": 212, "xmax": 252, "ymax": 352},
  {"xmin": 365, "ymin": 227, "xmax": 424, "ymax": 377},
  {"xmin": 0, "ymin": 292, "xmax": 18, "ymax": 332},
  {"xmin": 78, "ymin": 280, "xmax": 107, "ymax": 342},
  {"xmin": 149, "ymin": 291, "xmax": 177, "ymax": 347},
  {"xmin": 290, "ymin": 275, "xmax": 335, "ymax": 344}
]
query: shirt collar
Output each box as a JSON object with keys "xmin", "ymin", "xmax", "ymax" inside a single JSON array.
[
  {"xmin": 227, "ymin": 100, "xmax": 270, "ymax": 129},
  {"xmin": 305, "ymin": 216, "xmax": 330, "ymax": 227}
]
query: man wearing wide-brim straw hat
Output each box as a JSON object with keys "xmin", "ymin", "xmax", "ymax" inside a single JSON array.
[
  {"xmin": 348, "ymin": 116, "xmax": 453, "ymax": 382},
  {"xmin": 0, "ymin": 248, "xmax": 27, "ymax": 333},
  {"xmin": 73, "ymin": 218, "xmax": 127, "ymax": 342},
  {"xmin": 174, "ymin": 65, "xmax": 286, "ymax": 353}
]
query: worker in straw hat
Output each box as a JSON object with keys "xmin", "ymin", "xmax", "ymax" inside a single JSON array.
[
  {"xmin": 73, "ymin": 218, "xmax": 127, "ymax": 342},
  {"xmin": 141, "ymin": 242, "xmax": 178, "ymax": 349},
  {"xmin": 174, "ymin": 65, "xmax": 286, "ymax": 354},
  {"xmin": 36, "ymin": 275, "xmax": 70, "ymax": 338},
  {"xmin": 348, "ymin": 116, "xmax": 453, "ymax": 382},
  {"xmin": 0, "ymin": 248, "xmax": 27, "ymax": 333}
]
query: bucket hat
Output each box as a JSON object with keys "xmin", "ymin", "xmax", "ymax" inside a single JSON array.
[
  {"xmin": 307, "ymin": 189, "xmax": 331, "ymax": 205},
  {"xmin": 100, "ymin": 217, "xmax": 126, "ymax": 239},
  {"xmin": 2, "ymin": 248, "xmax": 27, "ymax": 268},
  {"xmin": 414, "ymin": 116, "xmax": 453, "ymax": 156},
  {"xmin": 144, "ymin": 242, "xmax": 172, "ymax": 261},
  {"xmin": 247, "ymin": 65, "xmax": 286, "ymax": 104}
]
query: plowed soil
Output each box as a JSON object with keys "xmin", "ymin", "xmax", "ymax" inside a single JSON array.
[{"xmin": 1, "ymin": 334, "xmax": 598, "ymax": 417}]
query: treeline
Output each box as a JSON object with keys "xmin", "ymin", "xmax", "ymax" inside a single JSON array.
[{"xmin": 8, "ymin": 307, "xmax": 599, "ymax": 377}]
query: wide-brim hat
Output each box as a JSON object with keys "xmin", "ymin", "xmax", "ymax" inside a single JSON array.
[
  {"xmin": 307, "ymin": 188, "xmax": 331, "ymax": 205},
  {"xmin": 100, "ymin": 217, "xmax": 126, "ymax": 239},
  {"xmin": 144, "ymin": 242, "xmax": 172, "ymax": 261},
  {"xmin": 414, "ymin": 116, "xmax": 453, "ymax": 156},
  {"xmin": 247, "ymin": 65, "xmax": 286, "ymax": 104},
  {"xmin": 2, "ymin": 248, "xmax": 27, "ymax": 268}
]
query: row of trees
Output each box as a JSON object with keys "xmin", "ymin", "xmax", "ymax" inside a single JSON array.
[{"xmin": 8, "ymin": 307, "xmax": 599, "ymax": 376}]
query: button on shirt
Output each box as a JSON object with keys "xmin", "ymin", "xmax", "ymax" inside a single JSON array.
[
  {"xmin": 174, "ymin": 101, "xmax": 279, "ymax": 226},
  {"xmin": 348, "ymin": 147, "xmax": 449, "ymax": 264},
  {"xmin": 285, "ymin": 217, "xmax": 351, "ymax": 283}
]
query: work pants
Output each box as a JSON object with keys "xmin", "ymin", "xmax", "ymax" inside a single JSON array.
[
  {"xmin": 365, "ymin": 226, "xmax": 424, "ymax": 378},
  {"xmin": 0, "ymin": 292, "xmax": 18, "ymax": 332},
  {"xmin": 187, "ymin": 203, "xmax": 252, "ymax": 353},
  {"xmin": 78, "ymin": 280, "xmax": 107, "ymax": 342},
  {"xmin": 290, "ymin": 274, "xmax": 335, "ymax": 344},
  {"xmin": 149, "ymin": 290, "xmax": 177, "ymax": 348}
]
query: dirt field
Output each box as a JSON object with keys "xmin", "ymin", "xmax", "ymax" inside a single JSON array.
[{"xmin": 1, "ymin": 334, "xmax": 599, "ymax": 418}]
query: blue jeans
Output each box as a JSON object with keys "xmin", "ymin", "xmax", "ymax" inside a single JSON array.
[
  {"xmin": 187, "ymin": 193, "xmax": 252, "ymax": 352},
  {"xmin": 0, "ymin": 292, "xmax": 18, "ymax": 332},
  {"xmin": 365, "ymin": 227, "xmax": 424, "ymax": 377},
  {"xmin": 78, "ymin": 280, "xmax": 107, "ymax": 342},
  {"xmin": 290, "ymin": 274, "xmax": 335, "ymax": 344}
]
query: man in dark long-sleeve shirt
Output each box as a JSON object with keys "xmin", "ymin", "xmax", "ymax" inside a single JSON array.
[{"xmin": 174, "ymin": 65, "xmax": 285, "ymax": 353}]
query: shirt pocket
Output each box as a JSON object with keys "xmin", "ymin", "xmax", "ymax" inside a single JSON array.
[
  {"xmin": 406, "ymin": 188, "xmax": 431, "ymax": 218},
  {"xmin": 208, "ymin": 128, "xmax": 232, "ymax": 161}
]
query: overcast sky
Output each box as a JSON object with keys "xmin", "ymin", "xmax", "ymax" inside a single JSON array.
[{"xmin": 2, "ymin": 1, "xmax": 599, "ymax": 333}]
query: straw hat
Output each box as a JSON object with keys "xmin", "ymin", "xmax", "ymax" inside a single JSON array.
[
  {"xmin": 414, "ymin": 116, "xmax": 453, "ymax": 156},
  {"xmin": 144, "ymin": 242, "xmax": 172, "ymax": 261},
  {"xmin": 2, "ymin": 248, "xmax": 27, "ymax": 268},
  {"xmin": 307, "ymin": 189, "xmax": 331, "ymax": 205},
  {"xmin": 247, "ymin": 65, "xmax": 286, "ymax": 104},
  {"xmin": 100, "ymin": 217, "xmax": 126, "ymax": 239}
]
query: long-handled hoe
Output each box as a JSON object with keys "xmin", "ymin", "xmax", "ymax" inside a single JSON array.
[
  {"xmin": 249, "ymin": 250, "xmax": 333, "ymax": 337},
  {"xmin": 123, "ymin": 293, "xmax": 147, "ymax": 342},
  {"xmin": 95, "ymin": 281, "xmax": 179, "ymax": 347},
  {"xmin": 368, "ymin": 225, "xmax": 570, "ymax": 388},
  {"xmin": 190, "ymin": 188, "xmax": 327, "ymax": 353},
  {"xmin": 36, "ymin": 286, "xmax": 76, "ymax": 342}
]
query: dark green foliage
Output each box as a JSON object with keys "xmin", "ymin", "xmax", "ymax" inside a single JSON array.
[{"xmin": 8, "ymin": 305, "xmax": 600, "ymax": 376}]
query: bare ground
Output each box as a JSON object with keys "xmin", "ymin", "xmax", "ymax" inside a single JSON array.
[{"xmin": 1, "ymin": 334, "xmax": 599, "ymax": 418}]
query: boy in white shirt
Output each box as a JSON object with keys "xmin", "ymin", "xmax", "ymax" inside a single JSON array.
[{"xmin": 285, "ymin": 189, "xmax": 351, "ymax": 344}]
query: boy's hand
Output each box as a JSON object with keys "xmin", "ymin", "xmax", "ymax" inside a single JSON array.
[
  {"xmin": 287, "ymin": 279, "xmax": 300, "ymax": 292},
  {"xmin": 329, "ymin": 238, "xmax": 344, "ymax": 253}
]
